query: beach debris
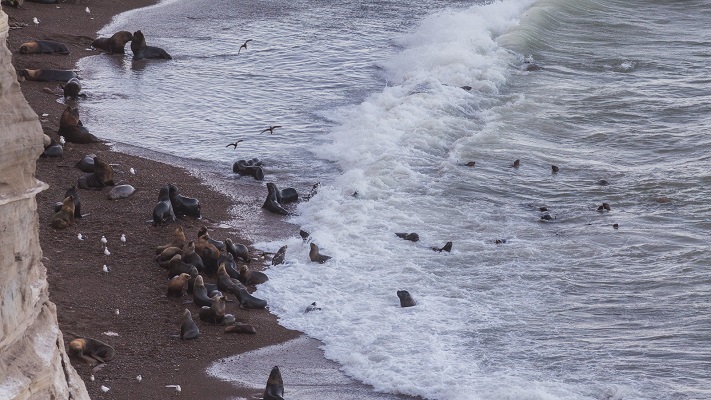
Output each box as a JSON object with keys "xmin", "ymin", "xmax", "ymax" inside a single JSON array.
[
  {"xmin": 305, "ymin": 302, "xmax": 321, "ymax": 313},
  {"xmin": 102, "ymin": 264, "xmax": 109, "ymax": 273},
  {"xmin": 136, "ymin": 375, "xmax": 142, "ymax": 383},
  {"xmin": 77, "ymin": 233, "xmax": 85, "ymax": 240},
  {"xmin": 102, "ymin": 331, "xmax": 119, "ymax": 337},
  {"xmin": 100, "ymin": 385, "xmax": 109, "ymax": 393},
  {"xmin": 32, "ymin": 17, "xmax": 40, "ymax": 26},
  {"xmin": 129, "ymin": 167, "xmax": 135, "ymax": 175},
  {"xmin": 120, "ymin": 234, "xmax": 127, "ymax": 245},
  {"xmin": 104, "ymin": 247, "xmax": 111, "ymax": 256},
  {"xmin": 166, "ymin": 384, "xmax": 182, "ymax": 393}
]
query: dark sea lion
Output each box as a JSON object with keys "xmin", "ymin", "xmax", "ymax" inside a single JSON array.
[
  {"xmin": 167, "ymin": 273, "xmax": 191, "ymax": 297},
  {"xmin": 239, "ymin": 264, "xmax": 269, "ymax": 285},
  {"xmin": 540, "ymin": 214, "xmax": 555, "ymax": 221},
  {"xmin": 225, "ymin": 238, "xmax": 250, "ymax": 262},
  {"xmin": 77, "ymin": 157, "xmax": 115, "ymax": 190},
  {"xmin": 218, "ymin": 252, "xmax": 241, "ymax": 281},
  {"xmin": 395, "ymin": 232, "xmax": 419, "ymax": 242},
  {"xmin": 461, "ymin": 85, "xmax": 472, "ymax": 91},
  {"xmin": 465, "ymin": 161, "xmax": 475, "ymax": 167},
  {"xmin": 263, "ymin": 366, "xmax": 285, "ymax": 400},
  {"xmin": 309, "ymin": 243, "xmax": 331, "ymax": 263},
  {"xmin": 58, "ymin": 106, "xmax": 99, "ymax": 144},
  {"xmin": 524, "ymin": 61, "xmax": 542, "ymax": 71},
  {"xmin": 197, "ymin": 226, "xmax": 224, "ymax": 251},
  {"xmin": 305, "ymin": 302, "xmax": 321, "ymax": 313},
  {"xmin": 237, "ymin": 287, "xmax": 268, "ymax": 310},
  {"xmin": 303, "ymin": 182, "xmax": 320, "ymax": 201},
  {"xmin": 193, "ymin": 275, "xmax": 216, "ymax": 307},
  {"xmin": 299, "ymin": 230, "xmax": 310, "ymax": 241},
  {"xmin": 232, "ymin": 158, "xmax": 264, "ymax": 180},
  {"xmin": 613, "ymin": 223, "xmax": 619, "ymax": 229},
  {"xmin": 18, "ymin": 69, "xmax": 77, "ymax": 82},
  {"xmin": 551, "ymin": 165, "xmax": 559, "ymax": 173},
  {"xmin": 75, "ymin": 154, "xmax": 96, "ymax": 172},
  {"xmin": 539, "ymin": 206, "xmax": 548, "ymax": 212},
  {"xmin": 271, "ymin": 245, "xmax": 287, "ymax": 265},
  {"xmin": 168, "ymin": 183, "xmax": 201, "ymax": 218},
  {"xmin": 432, "ymin": 242, "xmax": 452, "ymax": 252},
  {"xmin": 276, "ymin": 186, "xmax": 299, "ymax": 204},
  {"xmin": 263, "ymin": 183, "xmax": 289, "ymax": 216},
  {"xmin": 41, "ymin": 139, "xmax": 63, "ymax": 158},
  {"xmin": 67, "ymin": 337, "xmax": 115, "ymax": 365},
  {"xmin": 495, "ymin": 239, "xmax": 507, "ymax": 245},
  {"xmin": 181, "ymin": 241, "xmax": 205, "ymax": 272},
  {"xmin": 224, "ymin": 322, "xmax": 257, "ymax": 334},
  {"xmin": 62, "ymin": 77, "xmax": 82, "ymax": 98},
  {"xmin": 153, "ymin": 185, "xmax": 176, "ymax": 225},
  {"xmin": 397, "ymin": 290, "xmax": 417, "ymax": 307},
  {"xmin": 53, "ymin": 186, "xmax": 81, "ymax": 218},
  {"xmin": 156, "ymin": 226, "xmax": 187, "ymax": 254},
  {"xmin": 131, "ymin": 30, "xmax": 172, "ymax": 60},
  {"xmin": 180, "ymin": 309, "xmax": 199, "ymax": 340},
  {"xmin": 512, "ymin": 159, "xmax": 520, "ymax": 168},
  {"xmin": 199, "ymin": 295, "xmax": 226, "ymax": 324},
  {"xmin": 156, "ymin": 246, "xmax": 183, "ymax": 266},
  {"xmin": 107, "ymin": 184, "xmax": 136, "ymax": 200},
  {"xmin": 217, "ymin": 264, "xmax": 267, "ymax": 309},
  {"xmin": 50, "ymin": 195, "xmax": 74, "ymax": 229},
  {"xmin": 19, "ymin": 40, "xmax": 69, "ymax": 54},
  {"xmin": 92, "ymin": 31, "xmax": 133, "ymax": 54},
  {"xmin": 167, "ymin": 254, "xmax": 194, "ymax": 279},
  {"xmin": 187, "ymin": 266, "xmax": 199, "ymax": 293},
  {"xmin": 597, "ymin": 203, "xmax": 611, "ymax": 212}
]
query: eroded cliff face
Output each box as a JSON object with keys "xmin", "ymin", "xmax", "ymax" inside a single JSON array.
[{"xmin": 0, "ymin": 8, "xmax": 89, "ymax": 400}]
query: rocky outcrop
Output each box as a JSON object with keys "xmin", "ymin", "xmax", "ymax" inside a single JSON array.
[{"xmin": 0, "ymin": 8, "xmax": 89, "ymax": 400}]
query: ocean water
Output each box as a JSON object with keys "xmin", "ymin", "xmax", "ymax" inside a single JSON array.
[{"xmin": 78, "ymin": 0, "xmax": 711, "ymax": 399}]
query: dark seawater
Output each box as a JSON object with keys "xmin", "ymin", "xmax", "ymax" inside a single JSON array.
[{"xmin": 78, "ymin": 0, "xmax": 711, "ymax": 398}]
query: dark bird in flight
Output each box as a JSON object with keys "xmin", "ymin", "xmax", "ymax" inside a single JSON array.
[
  {"xmin": 260, "ymin": 126, "xmax": 282, "ymax": 134},
  {"xmin": 225, "ymin": 140, "xmax": 244, "ymax": 149},
  {"xmin": 238, "ymin": 39, "xmax": 252, "ymax": 54}
]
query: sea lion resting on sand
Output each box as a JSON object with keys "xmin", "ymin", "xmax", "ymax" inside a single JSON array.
[
  {"xmin": 75, "ymin": 154, "xmax": 96, "ymax": 172},
  {"xmin": 92, "ymin": 31, "xmax": 133, "ymax": 54},
  {"xmin": 67, "ymin": 337, "xmax": 115, "ymax": 365},
  {"xmin": 50, "ymin": 195, "xmax": 75, "ymax": 229},
  {"xmin": 58, "ymin": 106, "xmax": 99, "ymax": 144},
  {"xmin": 41, "ymin": 139, "xmax": 63, "ymax": 158},
  {"xmin": 19, "ymin": 40, "xmax": 69, "ymax": 54},
  {"xmin": 18, "ymin": 69, "xmax": 77, "ymax": 82},
  {"xmin": 199, "ymin": 295, "xmax": 226, "ymax": 324},
  {"xmin": 167, "ymin": 273, "xmax": 191, "ymax": 297},
  {"xmin": 131, "ymin": 30, "xmax": 172, "ymax": 60},
  {"xmin": 225, "ymin": 238, "xmax": 250, "ymax": 262},
  {"xmin": 78, "ymin": 156, "xmax": 115, "ymax": 190}
]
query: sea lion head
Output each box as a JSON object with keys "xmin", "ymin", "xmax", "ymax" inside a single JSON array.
[
  {"xmin": 198, "ymin": 226, "xmax": 208, "ymax": 238},
  {"xmin": 60, "ymin": 106, "xmax": 81, "ymax": 128},
  {"xmin": 131, "ymin": 30, "xmax": 146, "ymax": 52},
  {"xmin": 19, "ymin": 41, "xmax": 39, "ymax": 54},
  {"xmin": 112, "ymin": 30, "xmax": 134, "ymax": 46},
  {"xmin": 67, "ymin": 338, "xmax": 86, "ymax": 356},
  {"xmin": 158, "ymin": 185, "xmax": 170, "ymax": 201}
]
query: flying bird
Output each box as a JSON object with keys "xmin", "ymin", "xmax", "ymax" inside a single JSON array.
[
  {"xmin": 225, "ymin": 139, "xmax": 244, "ymax": 149},
  {"xmin": 260, "ymin": 125, "xmax": 281, "ymax": 134},
  {"xmin": 238, "ymin": 39, "xmax": 252, "ymax": 54}
]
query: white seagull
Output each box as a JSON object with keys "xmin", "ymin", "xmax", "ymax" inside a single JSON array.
[
  {"xmin": 129, "ymin": 167, "xmax": 136, "ymax": 175},
  {"xmin": 102, "ymin": 265, "xmax": 109, "ymax": 273},
  {"xmin": 77, "ymin": 233, "xmax": 85, "ymax": 241},
  {"xmin": 136, "ymin": 375, "xmax": 143, "ymax": 383},
  {"xmin": 32, "ymin": 17, "xmax": 40, "ymax": 26},
  {"xmin": 166, "ymin": 385, "xmax": 182, "ymax": 393},
  {"xmin": 104, "ymin": 247, "xmax": 111, "ymax": 256},
  {"xmin": 120, "ymin": 234, "xmax": 126, "ymax": 245},
  {"xmin": 59, "ymin": 136, "xmax": 66, "ymax": 146},
  {"xmin": 101, "ymin": 235, "xmax": 107, "ymax": 246},
  {"xmin": 85, "ymin": 6, "xmax": 90, "ymax": 13},
  {"xmin": 100, "ymin": 386, "xmax": 109, "ymax": 393},
  {"xmin": 115, "ymin": 308, "xmax": 120, "ymax": 315}
]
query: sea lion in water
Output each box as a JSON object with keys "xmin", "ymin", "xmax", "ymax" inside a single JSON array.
[
  {"xmin": 397, "ymin": 290, "xmax": 417, "ymax": 307},
  {"xmin": 153, "ymin": 185, "xmax": 176, "ymax": 225},
  {"xmin": 395, "ymin": 232, "xmax": 419, "ymax": 242},
  {"xmin": 180, "ymin": 309, "xmax": 199, "ymax": 340},
  {"xmin": 432, "ymin": 242, "xmax": 452, "ymax": 252},
  {"xmin": 19, "ymin": 40, "xmax": 69, "ymax": 54},
  {"xmin": 271, "ymin": 245, "xmax": 287, "ymax": 265},
  {"xmin": 232, "ymin": 158, "xmax": 264, "ymax": 180},
  {"xmin": 199, "ymin": 295, "xmax": 226, "ymax": 324},
  {"xmin": 58, "ymin": 106, "xmax": 99, "ymax": 144},
  {"xmin": 53, "ymin": 186, "xmax": 81, "ymax": 218},
  {"xmin": 305, "ymin": 302, "xmax": 321, "ymax": 313},
  {"xmin": 239, "ymin": 264, "xmax": 269, "ymax": 285},
  {"xmin": 108, "ymin": 184, "xmax": 136, "ymax": 200},
  {"xmin": 225, "ymin": 238, "xmax": 250, "ymax": 263},
  {"xmin": 78, "ymin": 157, "xmax": 115, "ymax": 190},
  {"xmin": 131, "ymin": 30, "xmax": 172, "ymax": 60},
  {"xmin": 156, "ymin": 226, "xmax": 187, "ymax": 254},
  {"xmin": 512, "ymin": 159, "xmax": 520, "ymax": 169},
  {"xmin": 62, "ymin": 77, "xmax": 82, "ymax": 98},
  {"xmin": 263, "ymin": 183, "xmax": 290, "ymax": 216},
  {"xmin": 263, "ymin": 366, "xmax": 285, "ymax": 400},
  {"xmin": 597, "ymin": 203, "xmax": 611, "ymax": 212},
  {"xmin": 167, "ymin": 273, "xmax": 191, "ymax": 297},
  {"xmin": 168, "ymin": 183, "xmax": 201, "ymax": 218},
  {"xmin": 309, "ymin": 243, "xmax": 331, "ymax": 263},
  {"xmin": 551, "ymin": 165, "xmax": 559, "ymax": 173},
  {"xmin": 224, "ymin": 322, "xmax": 257, "ymax": 334},
  {"xmin": 92, "ymin": 31, "xmax": 133, "ymax": 54},
  {"xmin": 67, "ymin": 337, "xmax": 115, "ymax": 365},
  {"xmin": 18, "ymin": 69, "xmax": 77, "ymax": 82},
  {"xmin": 50, "ymin": 195, "xmax": 75, "ymax": 229}
]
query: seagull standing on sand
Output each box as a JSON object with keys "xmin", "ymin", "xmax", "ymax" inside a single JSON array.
[
  {"xmin": 104, "ymin": 247, "xmax": 111, "ymax": 256},
  {"xmin": 166, "ymin": 385, "xmax": 182, "ymax": 393},
  {"xmin": 101, "ymin": 235, "xmax": 107, "ymax": 248},
  {"xmin": 102, "ymin": 265, "xmax": 109, "ymax": 273},
  {"xmin": 85, "ymin": 6, "xmax": 90, "ymax": 13},
  {"xmin": 136, "ymin": 375, "xmax": 143, "ymax": 383},
  {"xmin": 237, "ymin": 39, "xmax": 252, "ymax": 54},
  {"xmin": 129, "ymin": 167, "xmax": 136, "ymax": 175},
  {"xmin": 260, "ymin": 126, "xmax": 281, "ymax": 134},
  {"xmin": 120, "ymin": 234, "xmax": 126, "ymax": 245},
  {"xmin": 225, "ymin": 139, "xmax": 244, "ymax": 149},
  {"xmin": 33, "ymin": 17, "xmax": 40, "ymax": 26},
  {"xmin": 77, "ymin": 233, "xmax": 85, "ymax": 241}
]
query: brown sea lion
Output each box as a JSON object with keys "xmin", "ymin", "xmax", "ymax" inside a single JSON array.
[
  {"xmin": 131, "ymin": 30, "xmax": 172, "ymax": 60},
  {"xmin": 197, "ymin": 226, "xmax": 224, "ymax": 251},
  {"xmin": 180, "ymin": 309, "xmax": 199, "ymax": 340},
  {"xmin": 58, "ymin": 106, "xmax": 99, "ymax": 144},
  {"xmin": 18, "ymin": 69, "xmax": 77, "ymax": 82},
  {"xmin": 156, "ymin": 227, "xmax": 187, "ymax": 254},
  {"xmin": 309, "ymin": 243, "xmax": 331, "ymax": 263},
  {"xmin": 167, "ymin": 273, "xmax": 191, "ymax": 297},
  {"xmin": 225, "ymin": 238, "xmax": 250, "ymax": 262},
  {"xmin": 19, "ymin": 40, "xmax": 69, "ymax": 54},
  {"xmin": 397, "ymin": 290, "xmax": 417, "ymax": 307},
  {"xmin": 199, "ymin": 295, "xmax": 226, "ymax": 324},
  {"xmin": 67, "ymin": 337, "xmax": 115, "ymax": 365},
  {"xmin": 239, "ymin": 264, "xmax": 269, "ymax": 285},
  {"xmin": 181, "ymin": 241, "xmax": 204, "ymax": 272},
  {"xmin": 224, "ymin": 322, "xmax": 257, "ymax": 334},
  {"xmin": 53, "ymin": 186, "xmax": 81, "ymax": 218},
  {"xmin": 78, "ymin": 157, "xmax": 115, "ymax": 190},
  {"xmin": 193, "ymin": 275, "xmax": 216, "ymax": 307},
  {"xmin": 263, "ymin": 366, "xmax": 285, "ymax": 400},
  {"xmin": 92, "ymin": 31, "xmax": 133, "ymax": 54},
  {"xmin": 50, "ymin": 195, "xmax": 75, "ymax": 229},
  {"xmin": 218, "ymin": 252, "xmax": 241, "ymax": 281},
  {"xmin": 156, "ymin": 246, "xmax": 183, "ymax": 266},
  {"xmin": 196, "ymin": 234, "xmax": 221, "ymax": 275},
  {"xmin": 153, "ymin": 185, "xmax": 176, "ymax": 225}
]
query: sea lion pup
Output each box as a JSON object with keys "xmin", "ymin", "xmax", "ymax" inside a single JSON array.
[
  {"xmin": 263, "ymin": 366, "xmax": 285, "ymax": 400},
  {"xmin": 309, "ymin": 243, "xmax": 331, "ymax": 263},
  {"xmin": 432, "ymin": 241, "xmax": 452, "ymax": 252},
  {"xmin": 239, "ymin": 264, "xmax": 269, "ymax": 285},
  {"xmin": 108, "ymin": 184, "xmax": 136, "ymax": 200},
  {"xmin": 41, "ymin": 138, "xmax": 63, "ymax": 158},
  {"xmin": 156, "ymin": 226, "xmax": 187, "ymax": 254},
  {"xmin": 167, "ymin": 254, "xmax": 194, "ymax": 279},
  {"xmin": 153, "ymin": 185, "xmax": 176, "ymax": 225},
  {"xmin": 181, "ymin": 241, "xmax": 204, "ymax": 272},
  {"xmin": 271, "ymin": 245, "xmax": 287, "ymax": 265},
  {"xmin": 92, "ymin": 31, "xmax": 133, "ymax": 54},
  {"xmin": 50, "ymin": 195, "xmax": 75, "ymax": 229},
  {"xmin": 197, "ymin": 226, "xmax": 224, "ymax": 251},
  {"xmin": 199, "ymin": 295, "xmax": 226, "ymax": 324},
  {"xmin": 262, "ymin": 183, "xmax": 289, "ymax": 216},
  {"xmin": 397, "ymin": 290, "xmax": 417, "ymax": 307},
  {"xmin": 18, "ymin": 69, "xmax": 77, "ymax": 82},
  {"xmin": 232, "ymin": 158, "xmax": 264, "ymax": 180},
  {"xmin": 167, "ymin": 273, "xmax": 191, "ymax": 297},
  {"xmin": 225, "ymin": 238, "xmax": 250, "ymax": 262},
  {"xmin": 193, "ymin": 275, "xmax": 217, "ymax": 307},
  {"xmin": 58, "ymin": 106, "xmax": 99, "ymax": 144},
  {"xmin": 67, "ymin": 337, "xmax": 115, "ymax": 365},
  {"xmin": 395, "ymin": 232, "xmax": 419, "ymax": 242},
  {"xmin": 53, "ymin": 186, "xmax": 82, "ymax": 218},
  {"xmin": 78, "ymin": 157, "xmax": 115, "ymax": 190},
  {"xmin": 19, "ymin": 40, "xmax": 69, "ymax": 54},
  {"xmin": 131, "ymin": 30, "xmax": 172, "ymax": 60},
  {"xmin": 168, "ymin": 183, "xmax": 201, "ymax": 218},
  {"xmin": 180, "ymin": 309, "xmax": 199, "ymax": 340},
  {"xmin": 62, "ymin": 77, "xmax": 82, "ymax": 98},
  {"xmin": 224, "ymin": 322, "xmax": 257, "ymax": 334},
  {"xmin": 196, "ymin": 235, "xmax": 221, "ymax": 275}
]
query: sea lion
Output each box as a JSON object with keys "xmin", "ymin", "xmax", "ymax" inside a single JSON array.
[
  {"xmin": 156, "ymin": 246, "xmax": 183, "ymax": 266},
  {"xmin": 551, "ymin": 165, "xmax": 559, "ymax": 173},
  {"xmin": 271, "ymin": 245, "xmax": 287, "ymax": 265},
  {"xmin": 299, "ymin": 230, "xmax": 310, "ymax": 241},
  {"xmin": 263, "ymin": 366, "xmax": 284, "ymax": 400},
  {"xmin": 181, "ymin": 241, "xmax": 204, "ymax": 272},
  {"xmin": 395, "ymin": 232, "xmax": 419, "ymax": 242},
  {"xmin": 18, "ymin": 69, "xmax": 77, "ymax": 82},
  {"xmin": 239, "ymin": 264, "xmax": 269, "ymax": 285},
  {"xmin": 153, "ymin": 185, "xmax": 176, "ymax": 225},
  {"xmin": 263, "ymin": 183, "xmax": 289, "ymax": 216},
  {"xmin": 67, "ymin": 337, "xmax": 115, "ymax": 364},
  {"xmin": 92, "ymin": 31, "xmax": 133, "ymax": 54},
  {"xmin": 305, "ymin": 302, "xmax": 321, "ymax": 313},
  {"xmin": 78, "ymin": 157, "xmax": 115, "ymax": 190},
  {"xmin": 309, "ymin": 243, "xmax": 331, "ymax": 263},
  {"xmin": 107, "ymin": 184, "xmax": 136, "ymax": 200},
  {"xmin": 193, "ymin": 275, "xmax": 216, "ymax": 307},
  {"xmin": 512, "ymin": 159, "xmax": 520, "ymax": 168},
  {"xmin": 41, "ymin": 139, "xmax": 63, "ymax": 158},
  {"xmin": 218, "ymin": 252, "xmax": 241, "ymax": 280},
  {"xmin": 167, "ymin": 255, "xmax": 194, "ymax": 279},
  {"xmin": 19, "ymin": 39, "xmax": 69, "ymax": 54},
  {"xmin": 156, "ymin": 226, "xmax": 187, "ymax": 254},
  {"xmin": 167, "ymin": 273, "xmax": 191, "ymax": 297},
  {"xmin": 180, "ymin": 309, "xmax": 199, "ymax": 340},
  {"xmin": 432, "ymin": 242, "xmax": 452, "ymax": 252},
  {"xmin": 540, "ymin": 214, "xmax": 554, "ymax": 221},
  {"xmin": 465, "ymin": 161, "xmax": 475, "ymax": 167},
  {"xmin": 232, "ymin": 158, "xmax": 264, "ymax": 180},
  {"xmin": 131, "ymin": 30, "xmax": 172, "ymax": 60},
  {"xmin": 75, "ymin": 154, "xmax": 96, "ymax": 172},
  {"xmin": 524, "ymin": 61, "xmax": 542, "ymax": 71},
  {"xmin": 303, "ymin": 182, "xmax": 320, "ymax": 201},
  {"xmin": 217, "ymin": 264, "xmax": 267, "ymax": 309},
  {"xmin": 197, "ymin": 226, "xmax": 224, "ymax": 251},
  {"xmin": 397, "ymin": 290, "xmax": 417, "ymax": 307},
  {"xmin": 237, "ymin": 287, "xmax": 268, "ymax": 309},
  {"xmin": 187, "ymin": 266, "xmax": 200, "ymax": 293},
  {"xmin": 199, "ymin": 295, "xmax": 226, "ymax": 324},
  {"xmin": 225, "ymin": 238, "xmax": 250, "ymax": 262},
  {"xmin": 62, "ymin": 77, "xmax": 82, "ymax": 98},
  {"xmin": 196, "ymin": 235, "xmax": 221, "ymax": 275},
  {"xmin": 50, "ymin": 195, "xmax": 75, "ymax": 229},
  {"xmin": 597, "ymin": 203, "xmax": 611, "ymax": 212},
  {"xmin": 58, "ymin": 106, "xmax": 99, "ymax": 144},
  {"xmin": 224, "ymin": 322, "xmax": 257, "ymax": 334},
  {"xmin": 168, "ymin": 183, "xmax": 201, "ymax": 218},
  {"xmin": 53, "ymin": 186, "xmax": 81, "ymax": 218},
  {"xmin": 613, "ymin": 223, "xmax": 619, "ymax": 229}
]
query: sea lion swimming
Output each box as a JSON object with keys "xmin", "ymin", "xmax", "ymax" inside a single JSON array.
[
  {"xmin": 78, "ymin": 157, "xmax": 114, "ymax": 190},
  {"xmin": 432, "ymin": 242, "xmax": 452, "ymax": 252},
  {"xmin": 18, "ymin": 69, "xmax": 77, "ymax": 82},
  {"xmin": 305, "ymin": 302, "xmax": 321, "ymax": 313},
  {"xmin": 271, "ymin": 245, "xmax": 287, "ymax": 265},
  {"xmin": 551, "ymin": 165, "xmax": 559, "ymax": 173},
  {"xmin": 512, "ymin": 159, "xmax": 520, "ymax": 168},
  {"xmin": 131, "ymin": 30, "xmax": 172, "ymax": 60},
  {"xmin": 263, "ymin": 366, "xmax": 284, "ymax": 400},
  {"xmin": 67, "ymin": 337, "xmax": 115, "ymax": 365},
  {"xmin": 168, "ymin": 183, "xmax": 201, "ymax": 218},
  {"xmin": 19, "ymin": 40, "xmax": 69, "ymax": 54},
  {"xmin": 180, "ymin": 309, "xmax": 199, "ymax": 340},
  {"xmin": 597, "ymin": 203, "xmax": 611, "ymax": 212},
  {"xmin": 58, "ymin": 106, "xmax": 99, "ymax": 144},
  {"xmin": 309, "ymin": 243, "xmax": 331, "ymax": 263},
  {"xmin": 153, "ymin": 185, "xmax": 176, "ymax": 225},
  {"xmin": 62, "ymin": 78, "xmax": 82, "ymax": 98},
  {"xmin": 395, "ymin": 232, "xmax": 419, "ymax": 242},
  {"xmin": 397, "ymin": 290, "xmax": 417, "ymax": 307},
  {"xmin": 50, "ymin": 195, "xmax": 75, "ymax": 229},
  {"xmin": 92, "ymin": 31, "xmax": 133, "ymax": 54}
]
